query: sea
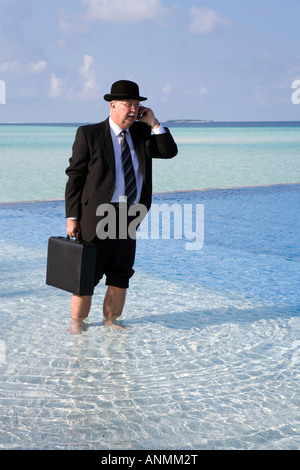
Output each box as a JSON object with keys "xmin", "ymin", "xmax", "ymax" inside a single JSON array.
[{"xmin": 0, "ymin": 121, "xmax": 299, "ymax": 450}]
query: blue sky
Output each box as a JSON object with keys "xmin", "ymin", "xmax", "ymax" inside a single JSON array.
[{"xmin": 1, "ymin": 0, "xmax": 300, "ymax": 122}]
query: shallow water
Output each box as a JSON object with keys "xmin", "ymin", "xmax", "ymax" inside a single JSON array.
[
  {"xmin": 0, "ymin": 186, "xmax": 299, "ymax": 449},
  {"xmin": 1, "ymin": 123, "xmax": 299, "ymax": 449},
  {"xmin": 1, "ymin": 124, "xmax": 300, "ymax": 202}
]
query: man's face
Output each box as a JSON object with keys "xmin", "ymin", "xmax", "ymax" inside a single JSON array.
[{"xmin": 110, "ymin": 100, "xmax": 140, "ymax": 129}]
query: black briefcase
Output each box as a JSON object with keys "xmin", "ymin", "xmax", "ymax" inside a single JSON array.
[{"xmin": 46, "ymin": 236, "xmax": 97, "ymax": 296}]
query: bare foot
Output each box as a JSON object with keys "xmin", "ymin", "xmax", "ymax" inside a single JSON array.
[
  {"xmin": 103, "ymin": 319, "xmax": 132, "ymax": 330},
  {"xmin": 67, "ymin": 320, "xmax": 87, "ymax": 335}
]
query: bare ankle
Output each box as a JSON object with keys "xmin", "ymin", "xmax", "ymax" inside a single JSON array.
[
  {"xmin": 71, "ymin": 294, "xmax": 91, "ymax": 322},
  {"xmin": 103, "ymin": 286, "xmax": 126, "ymax": 323}
]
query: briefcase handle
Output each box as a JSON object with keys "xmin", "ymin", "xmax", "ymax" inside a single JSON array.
[{"xmin": 66, "ymin": 233, "xmax": 82, "ymax": 242}]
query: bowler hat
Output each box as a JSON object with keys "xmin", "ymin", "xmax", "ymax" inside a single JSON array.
[{"xmin": 104, "ymin": 80, "xmax": 147, "ymax": 102}]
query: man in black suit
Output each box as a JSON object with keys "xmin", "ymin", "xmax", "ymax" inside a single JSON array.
[{"xmin": 65, "ymin": 80, "xmax": 177, "ymax": 332}]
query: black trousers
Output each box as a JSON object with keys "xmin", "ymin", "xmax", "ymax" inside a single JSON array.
[{"xmin": 93, "ymin": 204, "xmax": 137, "ymax": 289}]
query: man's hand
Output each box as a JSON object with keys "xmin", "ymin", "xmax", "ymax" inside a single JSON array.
[
  {"xmin": 138, "ymin": 106, "xmax": 160, "ymax": 129},
  {"xmin": 67, "ymin": 219, "xmax": 81, "ymax": 238}
]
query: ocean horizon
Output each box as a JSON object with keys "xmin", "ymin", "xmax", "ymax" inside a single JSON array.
[
  {"xmin": 1, "ymin": 121, "xmax": 299, "ymax": 203},
  {"xmin": 1, "ymin": 120, "xmax": 300, "ymax": 126}
]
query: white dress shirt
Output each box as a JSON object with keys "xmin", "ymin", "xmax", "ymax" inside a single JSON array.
[
  {"xmin": 109, "ymin": 117, "xmax": 166, "ymax": 204},
  {"xmin": 109, "ymin": 117, "xmax": 143, "ymax": 204},
  {"xmin": 68, "ymin": 118, "xmax": 166, "ymax": 218}
]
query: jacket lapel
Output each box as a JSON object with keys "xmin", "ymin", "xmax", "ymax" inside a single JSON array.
[
  {"xmin": 100, "ymin": 118, "xmax": 115, "ymax": 175},
  {"xmin": 100, "ymin": 119, "xmax": 147, "ymax": 183}
]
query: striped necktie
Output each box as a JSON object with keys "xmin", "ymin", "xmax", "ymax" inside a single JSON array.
[{"xmin": 121, "ymin": 131, "xmax": 137, "ymax": 206}]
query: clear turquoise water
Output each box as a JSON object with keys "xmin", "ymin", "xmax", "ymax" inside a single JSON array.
[
  {"xmin": 0, "ymin": 123, "xmax": 299, "ymax": 201},
  {"xmin": 0, "ymin": 123, "xmax": 299, "ymax": 450},
  {"xmin": 157, "ymin": 126, "xmax": 300, "ymax": 191}
]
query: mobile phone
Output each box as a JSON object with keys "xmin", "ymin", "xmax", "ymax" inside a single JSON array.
[{"xmin": 138, "ymin": 107, "xmax": 143, "ymax": 118}]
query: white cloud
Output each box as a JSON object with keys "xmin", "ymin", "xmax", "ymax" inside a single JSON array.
[
  {"xmin": 66, "ymin": 54, "xmax": 98, "ymax": 99},
  {"xmin": 77, "ymin": 54, "xmax": 98, "ymax": 96},
  {"xmin": 48, "ymin": 73, "xmax": 63, "ymax": 98},
  {"xmin": 0, "ymin": 59, "xmax": 47, "ymax": 74},
  {"xmin": 163, "ymin": 83, "xmax": 172, "ymax": 93},
  {"xmin": 82, "ymin": 0, "xmax": 166, "ymax": 23},
  {"xmin": 58, "ymin": 9, "xmax": 89, "ymax": 35},
  {"xmin": 190, "ymin": 7, "xmax": 229, "ymax": 35},
  {"xmin": 161, "ymin": 83, "xmax": 172, "ymax": 102},
  {"xmin": 58, "ymin": 21, "xmax": 73, "ymax": 33},
  {"xmin": 29, "ymin": 60, "xmax": 47, "ymax": 73},
  {"xmin": 0, "ymin": 60, "xmax": 21, "ymax": 72}
]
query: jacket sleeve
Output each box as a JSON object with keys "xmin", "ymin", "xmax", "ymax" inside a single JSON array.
[
  {"xmin": 65, "ymin": 126, "xmax": 90, "ymax": 219},
  {"xmin": 148, "ymin": 127, "xmax": 178, "ymax": 159},
  {"xmin": 135, "ymin": 122, "xmax": 178, "ymax": 160}
]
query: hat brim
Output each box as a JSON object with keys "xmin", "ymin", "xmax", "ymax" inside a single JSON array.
[{"xmin": 104, "ymin": 93, "xmax": 147, "ymax": 102}]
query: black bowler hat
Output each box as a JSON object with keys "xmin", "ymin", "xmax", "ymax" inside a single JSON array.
[{"xmin": 104, "ymin": 80, "xmax": 147, "ymax": 102}]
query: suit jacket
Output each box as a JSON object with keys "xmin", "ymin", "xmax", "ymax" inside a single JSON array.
[{"xmin": 65, "ymin": 118, "xmax": 178, "ymax": 242}]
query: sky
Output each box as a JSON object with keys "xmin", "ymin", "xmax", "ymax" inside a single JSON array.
[{"xmin": 1, "ymin": 0, "xmax": 300, "ymax": 123}]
